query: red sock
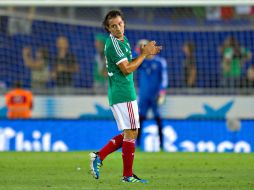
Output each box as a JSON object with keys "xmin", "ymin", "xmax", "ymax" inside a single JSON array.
[
  {"xmin": 98, "ymin": 134, "xmax": 123, "ymax": 161},
  {"xmin": 122, "ymin": 139, "xmax": 136, "ymax": 177}
]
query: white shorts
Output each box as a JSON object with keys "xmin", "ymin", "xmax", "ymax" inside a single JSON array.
[{"xmin": 111, "ymin": 100, "xmax": 140, "ymax": 131}]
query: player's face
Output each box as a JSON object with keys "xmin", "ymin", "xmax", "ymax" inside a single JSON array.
[{"xmin": 107, "ymin": 16, "xmax": 125, "ymax": 40}]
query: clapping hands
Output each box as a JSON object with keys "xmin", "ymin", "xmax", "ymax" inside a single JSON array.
[{"xmin": 140, "ymin": 41, "xmax": 162, "ymax": 57}]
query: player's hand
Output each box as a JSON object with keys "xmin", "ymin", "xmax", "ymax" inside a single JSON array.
[
  {"xmin": 157, "ymin": 90, "xmax": 166, "ymax": 105},
  {"xmin": 157, "ymin": 94, "xmax": 165, "ymax": 105},
  {"xmin": 141, "ymin": 41, "xmax": 162, "ymax": 57}
]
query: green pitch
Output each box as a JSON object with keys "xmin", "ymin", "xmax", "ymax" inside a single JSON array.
[{"xmin": 0, "ymin": 152, "xmax": 254, "ymax": 190}]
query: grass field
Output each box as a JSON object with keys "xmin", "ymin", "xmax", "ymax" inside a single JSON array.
[{"xmin": 0, "ymin": 151, "xmax": 254, "ymax": 190}]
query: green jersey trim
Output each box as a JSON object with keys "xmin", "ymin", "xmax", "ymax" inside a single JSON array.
[
  {"xmin": 110, "ymin": 34, "xmax": 124, "ymax": 57},
  {"xmin": 116, "ymin": 58, "xmax": 128, "ymax": 65}
]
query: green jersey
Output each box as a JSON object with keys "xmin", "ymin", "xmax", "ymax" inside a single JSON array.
[
  {"xmin": 104, "ymin": 34, "xmax": 136, "ymax": 106},
  {"xmin": 223, "ymin": 47, "xmax": 250, "ymax": 77}
]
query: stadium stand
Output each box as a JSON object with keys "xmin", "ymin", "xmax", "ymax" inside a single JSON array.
[{"xmin": 0, "ymin": 7, "xmax": 253, "ymax": 94}]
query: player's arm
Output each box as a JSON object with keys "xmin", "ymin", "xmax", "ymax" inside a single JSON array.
[
  {"xmin": 158, "ymin": 58, "xmax": 168, "ymax": 105},
  {"xmin": 118, "ymin": 41, "xmax": 162, "ymax": 75},
  {"xmin": 118, "ymin": 55, "xmax": 146, "ymax": 75},
  {"xmin": 160, "ymin": 58, "xmax": 168, "ymax": 92}
]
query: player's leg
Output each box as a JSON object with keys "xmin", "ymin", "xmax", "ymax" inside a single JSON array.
[
  {"xmin": 122, "ymin": 129, "xmax": 148, "ymax": 183},
  {"xmin": 137, "ymin": 98, "xmax": 149, "ymax": 147},
  {"xmin": 122, "ymin": 129, "xmax": 137, "ymax": 178},
  {"xmin": 97, "ymin": 106, "xmax": 125, "ymax": 160},
  {"xmin": 151, "ymin": 100, "xmax": 164, "ymax": 149},
  {"xmin": 89, "ymin": 105, "xmax": 125, "ymax": 179},
  {"xmin": 155, "ymin": 116, "xmax": 163, "ymax": 149},
  {"xmin": 98, "ymin": 133, "xmax": 124, "ymax": 161},
  {"xmin": 137, "ymin": 115, "xmax": 146, "ymax": 147},
  {"xmin": 117, "ymin": 100, "xmax": 147, "ymax": 183},
  {"xmin": 121, "ymin": 131, "xmax": 148, "ymax": 183},
  {"xmin": 90, "ymin": 132, "xmax": 124, "ymax": 179},
  {"xmin": 89, "ymin": 152, "xmax": 103, "ymax": 179}
]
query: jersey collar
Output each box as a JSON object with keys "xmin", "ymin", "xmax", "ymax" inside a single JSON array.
[{"xmin": 110, "ymin": 34, "xmax": 124, "ymax": 42}]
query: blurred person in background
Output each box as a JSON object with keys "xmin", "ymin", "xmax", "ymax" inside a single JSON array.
[
  {"xmin": 22, "ymin": 46, "xmax": 50, "ymax": 89},
  {"xmin": 0, "ymin": 80, "xmax": 6, "ymax": 90},
  {"xmin": 51, "ymin": 36, "xmax": 79, "ymax": 88},
  {"xmin": 7, "ymin": 7, "xmax": 35, "ymax": 36},
  {"xmin": 89, "ymin": 10, "xmax": 161, "ymax": 183},
  {"xmin": 246, "ymin": 64, "xmax": 254, "ymax": 88},
  {"xmin": 182, "ymin": 41, "xmax": 197, "ymax": 87},
  {"xmin": 220, "ymin": 36, "xmax": 252, "ymax": 88},
  {"xmin": 135, "ymin": 39, "xmax": 168, "ymax": 150},
  {"xmin": 93, "ymin": 33, "xmax": 108, "ymax": 94},
  {"xmin": 5, "ymin": 81, "xmax": 33, "ymax": 119}
]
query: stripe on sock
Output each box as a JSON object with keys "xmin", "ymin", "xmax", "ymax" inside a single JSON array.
[{"xmin": 123, "ymin": 139, "xmax": 136, "ymax": 143}]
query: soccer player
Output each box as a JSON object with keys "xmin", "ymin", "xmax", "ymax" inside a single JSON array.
[
  {"xmin": 89, "ymin": 10, "xmax": 162, "ymax": 183},
  {"xmin": 135, "ymin": 39, "xmax": 168, "ymax": 150},
  {"xmin": 5, "ymin": 81, "xmax": 33, "ymax": 119}
]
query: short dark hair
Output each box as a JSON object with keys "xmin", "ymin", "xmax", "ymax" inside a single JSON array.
[{"xmin": 102, "ymin": 10, "xmax": 125, "ymax": 33}]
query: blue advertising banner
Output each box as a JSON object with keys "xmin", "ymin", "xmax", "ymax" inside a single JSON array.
[
  {"xmin": 0, "ymin": 120, "xmax": 119, "ymax": 152},
  {"xmin": 0, "ymin": 119, "xmax": 253, "ymax": 153},
  {"xmin": 142, "ymin": 120, "xmax": 254, "ymax": 153}
]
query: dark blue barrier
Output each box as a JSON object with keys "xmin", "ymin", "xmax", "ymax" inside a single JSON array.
[{"xmin": 0, "ymin": 119, "xmax": 253, "ymax": 152}]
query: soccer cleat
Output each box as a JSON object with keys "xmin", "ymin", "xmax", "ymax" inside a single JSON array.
[
  {"xmin": 122, "ymin": 174, "xmax": 148, "ymax": 183},
  {"xmin": 89, "ymin": 152, "xmax": 102, "ymax": 179}
]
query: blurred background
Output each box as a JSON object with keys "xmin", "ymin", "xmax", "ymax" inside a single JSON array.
[
  {"xmin": 0, "ymin": 4, "xmax": 254, "ymax": 152},
  {"xmin": 0, "ymin": 6, "xmax": 254, "ymax": 93}
]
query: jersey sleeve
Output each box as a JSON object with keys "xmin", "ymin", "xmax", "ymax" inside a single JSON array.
[
  {"xmin": 160, "ymin": 57, "xmax": 168, "ymax": 91},
  {"xmin": 107, "ymin": 38, "xmax": 128, "ymax": 65}
]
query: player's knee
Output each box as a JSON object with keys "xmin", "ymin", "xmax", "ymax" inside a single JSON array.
[{"xmin": 124, "ymin": 129, "xmax": 138, "ymax": 139}]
